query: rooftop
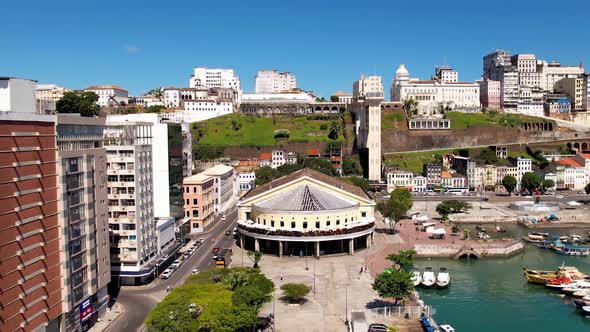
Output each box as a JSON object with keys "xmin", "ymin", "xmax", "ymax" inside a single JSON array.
[
  {"xmin": 203, "ymin": 164, "xmax": 234, "ymax": 176},
  {"xmin": 242, "ymin": 168, "xmax": 370, "ymax": 201},
  {"xmin": 557, "ymin": 158, "xmax": 583, "ymax": 167},
  {"xmin": 254, "ymin": 183, "xmax": 356, "ymax": 212},
  {"xmin": 85, "ymin": 85, "xmax": 128, "ymax": 92},
  {"xmin": 183, "ymin": 173, "xmax": 213, "ymax": 184}
]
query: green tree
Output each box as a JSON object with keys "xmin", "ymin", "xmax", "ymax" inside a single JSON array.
[
  {"xmin": 145, "ymin": 105, "xmax": 165, "ymax": 113},
  {"xmin": 390, "ymin": 188, "xmax": 413, "ymax": 211},
  {"xmin": 377, "ymin": 198, "xmax": 409, "ymax": 234},
  {"xmin": 280, "ymin": 283, "xmax": 310, "ymax": 304},
  {"xmin": 148, "ymin": 88, "xmax": 163, "ymax": 101},
  {"xmin": 328, "ymin": 120, "xmax": 341, "ymax": 140},
  {"xmin": 342, "ymin": 157, "xmax": 363, "ymax": 175},
  {"xmin": 346, "ymin": 176, "xmax": 369, "ymax": 191},
  {"xmin": 372, "ymin": 269, "xmax": 413, "ymax": 305},
  {"xmin": 403, "ymin": 97, "xmax": 418, "ymax": 117},
  {"xmin": 501, "ymin": 175, "xmax": 517, "ymax": 196},
  {"xmin": 56, "ymin": 91, "xmax": 100, "ymax": 117},
  {"xmin": 221, "ymin": 269, "xmax": 250, "ymax": 290},
  {"xmin": 246, "ymin": 250, "xmax": 263, "ymax": 268},
  {"xmin": 521, "ymin": 172, "xmax": 542, "ymax": 194},
  {"xmin": 330, "ymin": 95, "xmax": 339, "ymax": 102},
  {"xmin": 276, "ymin": 163, "xmax": 304, "ymax": 177},
  {"xmin": 585, "ymin": 183, "xmax": 590, "ymax": 195},
  {"xmin": 255, "ymin": 166, "xmax": 280, "ymax": 185},
  {"xmin": 303, "ymin": 157, "xmax": 335, "ymax": 176},
  {"xmin": 436, "ymin": 200, "xmax": 472, "ymax": 221},
  {"xmin": 541, "ymin": 179, "xmax": 555, "ymax": 192},
  {"xmin": 479, "ymin": 147, "xmax": 499, "ymax": 164},
  {"xmin": 386, "ymin": 250, "xmax": 417, "ymax": 271}
]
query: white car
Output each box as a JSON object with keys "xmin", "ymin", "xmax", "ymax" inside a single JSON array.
[
  {"xmin": 555, "ymin": 195, "xmax": 564, "ymax": 199},
  {"xmin": 160, "ymin": 268, "xmax": 173, "ymax": 279},
  {"xmin": 192, "ymin": 268, "xmax": 200, "ymax": 275},
  {"xmin": 183, "ymin": 249, "xmax": 193, "ymax": 258},
  {"xmin": 221, "ymin": 214, "xmax": 226, "ymax": 221},
  {"xmin": 171, "ymin": 259, "xmax": 183, "ymax": 269}
]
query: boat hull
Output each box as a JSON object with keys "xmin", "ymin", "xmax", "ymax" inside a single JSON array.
[{"xmin": 523, "ymin": 268, "xmax": 558, "ymax": 285}]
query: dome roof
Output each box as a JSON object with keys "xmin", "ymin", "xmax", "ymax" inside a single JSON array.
[
  {"xmin": 395, "ymin": 64, "xmax": 409, "ymax": 79},
  {"xmin": 253, "ymin": 184, "xmax": 357, "ymax": 212}
]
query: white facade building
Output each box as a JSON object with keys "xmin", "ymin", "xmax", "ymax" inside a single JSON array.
[
  {"xmin": 412, "ymin": 176, "xmax": 427, "ymax": 192},
  {"xmin": 203, "ymin": 164, "xmax": 238, "ymax": 214},
  {"xmin": 434, "ymin": 66, "xmax": 458, "ymax": 83},
  {"xmin": 189, "ymin": 67, "xmax": 241, "ymax": 102},
  {"xmin": 238, "ymin": 172, "xmax": 256, "ymax": 191},
  {"xmin": 271, "ymin": 149, "xmax": 286, "ymax": 168},
  {"xmin": 391, "ymin": 64, "xmax": 480, "ymax": 114},
  {"xmin": 242, "ymin": 91, "xmax": 316, "ymax": 103},
  {"xmin": 104, "ymin": 121, "xmax": 158, "ymax": 285},
  {"xmin": 331, "ymin": 91, "xmax": 353, "ymax": 104},
  {"xmin": 583, "ymin": 73, "xmax": 590, "ymax": 111},
  {"xmin": 539, "ymin": 61, "xmax": 584, "ymax": 92},
  {"xmin": 84, "ymin": 85, "xmax": 128, "ymax": 107},
  {"xmin": 386, "ymin": 171, "xmax": 414, "ymax": 193},
  {"xmin": 255, "ymin": 70, "xmax": 297, "ymax": 93},
  {"xmin": 351, "ymin": 75, "xmax": 383, "ymax": 181},
  {"xmin": 36, "ymin": 83, "xmax": 69, "ymax": 101}
]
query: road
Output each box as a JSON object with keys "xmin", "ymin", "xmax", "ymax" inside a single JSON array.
[{"xmin": 104, "ymin": 207, "xmax": 238, "ymax": 332}]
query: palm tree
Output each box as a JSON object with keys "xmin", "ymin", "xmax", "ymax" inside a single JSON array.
[
  {"xmin": 148, "ymin": 88, "xmax": 163, "ymax": 101},
  {"xmin": 247, "ymin": 250, "xmax": 263, "ymax": 268},
  {"xmin": 403, "ymin": 98, "xmax": 418, "ymax": 118},
  {"xmin": 222, "ymin": 269, "xmax": 249, "ymax": 290}
]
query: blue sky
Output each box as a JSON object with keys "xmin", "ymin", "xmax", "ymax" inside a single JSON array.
[{"xmin": 1, "ymin": 0, "xmax": 588, "ymax": 97}]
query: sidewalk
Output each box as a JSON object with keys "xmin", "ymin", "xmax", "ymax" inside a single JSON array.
[{"xmin": 89, "ymin": 303, "xmax": 124, "ymax": 332}]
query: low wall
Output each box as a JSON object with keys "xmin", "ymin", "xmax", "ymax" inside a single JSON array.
[
  {"xmin": 449, "ymin": 215, "xmax": 518, "ymax": 223},
  {"xmin": 414, "ymin": 240, "xmax": 523, "ymax": 258}
]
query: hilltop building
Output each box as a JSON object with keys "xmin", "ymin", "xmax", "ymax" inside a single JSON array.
[
  {"xmin": 84, "ymin": 85, "xmax": 128, "ymax": 107},
  {"xmin": 255, "ymin": 70, "xmax": 297, "ymax": 93}
]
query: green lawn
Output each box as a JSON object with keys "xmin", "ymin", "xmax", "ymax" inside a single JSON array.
[
  {"xmin": 191, "ymin": 113, "xmax": 344, "ymax": 147},
  {"xmin": 445, "ymin": 112, "xmax": 552, "ymax": 130},
  {"xmin": 384, "ymin": 149, "xmax": 457, "ymax": 173},
  {"xmin": 381, "ymin": 110, "xmax": 406, "ymax": 130}
]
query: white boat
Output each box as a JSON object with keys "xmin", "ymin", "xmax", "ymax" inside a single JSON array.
[
  {"xmin": 439, "ymin": 325, "xmax": 456, "ymax": 332},
  {"xmin": 421, "ymin": 267, "xmax": 436, "ymax": 287},
  {"xmin": 582, "ymin": 306, "xmax": 590, "ymax": 315},
  {"xmin": 436, "ymin": 268, "xmax": 451, "ymax": 288},
  {"xmin": 411, "ymin": 270, "xmax": 422, "ymax": 287}
]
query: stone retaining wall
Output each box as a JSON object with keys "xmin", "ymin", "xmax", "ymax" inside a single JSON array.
[{"xmin": 414, "ymin": 241, "xmax": 523, "ymax": 258}]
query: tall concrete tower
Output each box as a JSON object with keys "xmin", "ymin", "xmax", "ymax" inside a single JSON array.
[{"xmin": 350, "ymin": 75, "xmax": 384, "ymax": 181}]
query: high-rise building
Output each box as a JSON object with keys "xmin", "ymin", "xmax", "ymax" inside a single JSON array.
[
  {"xmin": 351, "ymin": 75, "xmax": 383, "ymax": 181},
  {"xmin": 478, "ymin": 79, "xmax": 501, "ymax": 110},
  {"xmin": 0, "ymin": 77, "xmax": 62, "ymax": 332},
  {"xmin": 583, "ymin": 73, "xmax": 590, "ymax": 111},
  {"xmin": 189, "ymin": 67, "xmax": 241, "ymax": 102},
  {"xmin": 554, "ymin": 77, "xmax": 585, "ymax": 111},
  {"xmin": 104, "ymin": 120, "xmax": 157, "ymax": 285},
  {"xmin": 483, "ymin": 49, "xmax": 512, "ymax": 81},
  {"xmin": 539, "ymin": 61, "xmax": 584, "ymax": 92},
  {"xmin": 254, "ymin": 70, "xmax": 297, "ymax": 93},
  {"xmin": 202, "ymin": 164, "xmax": 238, "ymax": 214},
  {"xmin": 56, "ymin": 114, "xmax": 110, "ymax": 332},
  {"xmin": 183, "ymin": 173, "xmax": 215, "ymax": 234}
]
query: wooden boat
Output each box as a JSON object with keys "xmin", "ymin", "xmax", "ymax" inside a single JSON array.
[
  {"xmin": 538, "ymin": 240, "xmax": 554, "ymax": 250},
  {"xmin": 421, "ymin": 267, "xmax": 436, "ymax": 287},
  {"xmin": 522, "ymin": 232, "xmax": 548, "ymax": 243},
  {"xmin": 436, "ymin": 268, "xmax": 451, "ymax": 288},
  {"xmin": 553, "ymin": 244, "xmax": 590, "ymax": 256},
  {"xmin": 523, "ymin": 268, "xmax": 558, "ymax": 285},
  {"xmin": 411, "ymin": 270, "xmax": 422, "ymax": 287}
]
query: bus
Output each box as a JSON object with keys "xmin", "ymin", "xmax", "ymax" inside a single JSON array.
[{"xmin": 214, "ymin": 248, "xmax": 232, "ymax": 269}]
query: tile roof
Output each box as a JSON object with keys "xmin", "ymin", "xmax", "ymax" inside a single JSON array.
[
  {"xmin": 85, "ymin": 85, "xmax": 127, "ymax": 91},
  {"xmin": 241, "ymin": 168, "xmax": 370, "ymax": 201},
  {"xmin": 557, "ymin": 158, "xmax": 583, "ymax": 167},
  {"xmin": 307, "ymin": 148, "xmax": 320, "ymax": 156},
  {"xmin": 260, "ymin": 152, "xmax": 271, "ymax": 160},
  {"xmin": 579, "ymin": 153, "xmax": 590, "ymax": 159}
]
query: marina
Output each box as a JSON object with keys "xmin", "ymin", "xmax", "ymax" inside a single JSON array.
[{"xmin": 415, "ymin": 226, "xmax": 590, "ymax": 331}]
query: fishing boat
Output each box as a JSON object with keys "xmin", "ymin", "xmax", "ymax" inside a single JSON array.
[
  {"xmin": 523, "ymin": 268, "xmax": 558, "ymax": 285},
  {"xmin": 572, "ymin": 289, "xmax": 590, "ymax": 298},
  {"xmin": 538, "ymin": 240, "xmax": 554, "ymax": 250},
  {"xmin": 545, "ymin": 276, "xmax": 573, "ymax": 289},
  {"xmin": 553, "ymin": 243, "xmax": 590, "ymax": 256},
  {"xmin": 477, "ymin": 232, "xmax": 491, "ymax": 240},
  {"xmin": 572, "ymin": 298, "xmax": 590, "ymax": 308},
  {"xmin": 522, "ymin": 232, "xmax": 548, "ymax": 243},
  {"xmin": 436, "ymin": 268, "xmax": 451, "ymax": 288},
  {"xmin": 581, "ymin": 306, "xmax": 590, "ymax": 316},
  {"xmin": 411, "ymin": 270, "xmax": 422, "ymax": 287},
  {"xmin": 421, "ymin": 267, "xmax": 436, "ymax": 287}
]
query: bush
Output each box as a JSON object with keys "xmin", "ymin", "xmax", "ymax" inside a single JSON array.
[
  {"xmin": 319, "ymin": 123, "xmax": 328, "ymax": 130},
  {"xmin": 274, "ymin": 129, "xmax": 290, "ymax": 139},
  {"xmin": 280, "ymin": 283, "xmax": 310, "ymax": 303}
]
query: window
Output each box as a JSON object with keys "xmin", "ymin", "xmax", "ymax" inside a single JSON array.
[
  {"xmin": 336, "ymin": 220, "xmax": 340, "ymax": 225},
  {"xmin": 302, "ymin": 222, "xmax": 307, "ymax": 229},
  {"xmin": 291, "ymin": 222, "xmax": 296, "ymax": 228},
  {"xmin": 193, "ymin": 198, "xmax": 198, "ymax": 205},
  {"xmin": 192, "ymin": 210, "xmax": 198, "ymax": 217},
  {"xmin": 186, "ymin": 199, "xmax": 189, "ymax": 205},
  {"xmin": 193, "ymin": 223, "xmax": 199, "ymax": 229},
  {"xmin": 193, "ymin": 187, "xmax": 197, "ymax": 193},
  {"xmin": 326, "ymin": 220, "xmax": 330, "ymax": 226},
  {"xmin": 315, "ymin": 222, "xmax": 320, "ymax": 228},
  {"xmin": 271, "ymin": 220, "xmax": 275, "ymax": 227},
  {"xmin": 280, "ymin": 221, "xmax": 284, "ymax": 227}
]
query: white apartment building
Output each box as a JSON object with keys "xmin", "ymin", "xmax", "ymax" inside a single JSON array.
[
  {"xmin": 189, "ymin": 67, "xmax": 241, "ymax": 102},
  {"xmin": 539, "ymin": 61, "xmax": 584, "ymax": 92},
  {"xmin": 434, "ymin": 66, "xmax": 458, "ymax": 83},
  {"xmin": 203, "ymin": 164, "xmax": 238, "ymax": 214},
  {"xmin": 516, "ymin": 157, "xmax": 532, "ymax": 191},
  {"xmin": 412, "ymin": 176, "xmax": 427, "ymax": 192},
  {"xmin": 136, "ymin": 94, "xmax": 164, "ymax": 107},
  {"xmin": 163, "ymin": 86, "xmax": 211, "ymax": 108},
  {"xmin": 351, "ymin": 75, "xmax": 383, "ymax": 181},
  {"xmin": 386, "ymin": 171, "xmax": 414, "ymax": 193},
  {"xmin": 238, "ymin": 172, "xmax": 256, "ymax": 191},
  {"xmin": 554, "ymin": 77, "xmax": 585, "ymax": 110},
  {"xmin": 36, "ymin": 83, "xmax": 70, "ymax": 101},
  {"xmin": 255, "ymin": 70, "xmax": 297, "ymax": 93},
  {"xmin": 104, "ymin": 121, "xmax": 158, "ymax": 285},
  {"xmin": 391, "ymin": 64, "xmax": 480, "ymax": 114},
  {"xmin": 56, "ymin": 114, "xmax": 110, "ymax": 332},
  {"xmin": 84, "ymin": 85, "xmax": 128, "ymax": 107},
  {"xmin": 271, "ymin": 149, "xmax": 286, "ymax": 168},
  {"xmin": 499, "ymin": 69, "xmax": 519, "ymax": 111}
]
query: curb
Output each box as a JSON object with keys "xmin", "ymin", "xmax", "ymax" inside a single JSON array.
[{"xmin": 92, "ymin": 303, "xmax": 125, "ymax": 332}]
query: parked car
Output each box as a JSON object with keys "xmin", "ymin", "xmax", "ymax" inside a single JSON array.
[
  {"xmin": 555, "ymin": 195, "xmax": 564, "ymax": 199},
  {"xmin": 225, "ymin": 230, "xmax": 231, "ymax": 236},
  {"xmin": 368, "ymin": 323, "xmax": 388, "ymax": 332},
  {"xmin": 184, "ymin": 249, "xmax": 194, "ymax": 258},
  {"xmin": 221, "ymin": 214, "xmax": 226, "ymax": 221},
  {"xmin": 171, "ymin": 259, "xmax": 183, "ymax": 269},
  {"xmin": 233, "ymin": 227, "xmax": 238, "ymax": 235},
  {"xmin": 192, "ymin": 268, "xmax": 200, "ymax": 275},
  {"xmin": 160, "ymin": 268, "xmax": 174, "ymax": 279},
  {"xmin": 199, "ymin": 237, "xmax": 205, "ymax": 243}
]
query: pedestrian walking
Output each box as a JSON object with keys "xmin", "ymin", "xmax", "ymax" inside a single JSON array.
[
  {"xmin": 280, "ymin": 273, "xmax": 284, "ymax": 281},
  {"xmin": 166, "ymin": 285, "xmax": 171, "ymax": 293}
]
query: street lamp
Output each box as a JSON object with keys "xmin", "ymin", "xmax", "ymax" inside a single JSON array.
[
  {"xmin": 305, "ymin": 242, "xmax": 309, "ymax": 270},
  {"xmin": 313, "ymin": 259, "xmax": 316, "ymax": 293}
]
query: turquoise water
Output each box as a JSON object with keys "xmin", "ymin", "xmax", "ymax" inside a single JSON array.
[{"xmin": 416, "ymin": 226, "xmax": 590, "ymax": 331}]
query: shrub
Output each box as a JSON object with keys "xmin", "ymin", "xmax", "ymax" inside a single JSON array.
[
  {"xmin": 280, "ymin": 283, "xmax": 310, "ymax": 303},
  {"xmin": 273, "ymin": 129, "xmax": 290, "ymax": 139}
]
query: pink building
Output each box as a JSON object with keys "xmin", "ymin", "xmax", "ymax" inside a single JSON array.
[
  {"xmin": 478, "ymin": 79, "xmax": 501, "ymax": 110},
  {"xmin": 183, "ymin": 173, "xmax": 215, "ymax": 233}
]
